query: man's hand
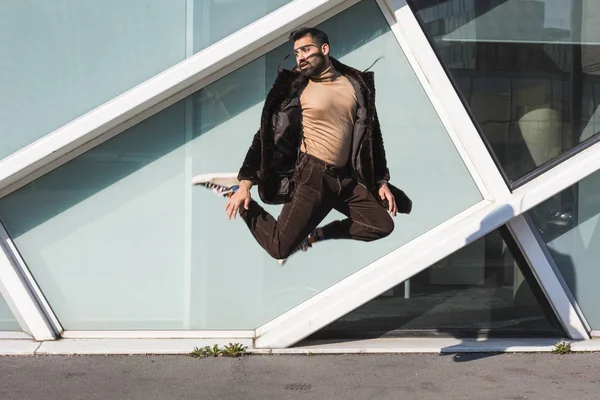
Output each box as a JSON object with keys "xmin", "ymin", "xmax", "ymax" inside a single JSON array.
[
  {"xmin": 378, "ymin": 182, "xmax": 397, "ymax": 217},
  {"xmin": 226, "ymin": 186, "xmax": 251, "ymax": 220}
]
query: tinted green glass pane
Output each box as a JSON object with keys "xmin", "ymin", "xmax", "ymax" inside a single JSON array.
[
  {"xmin": 0, "ymin": 0, "xmax": 480, "ymax": 330},
  {"xmin": 0, "ymin": 0, "xmax": 291, "ymax": 160}
]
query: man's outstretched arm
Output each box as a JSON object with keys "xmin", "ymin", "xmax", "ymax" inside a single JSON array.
[{"xmin": 226, "ymin": 129, "xmax": 261, "ymax": 219}]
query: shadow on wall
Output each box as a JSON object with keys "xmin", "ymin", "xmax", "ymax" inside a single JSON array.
[{"xmin": 0, "ymin": 0, "xmax": 388, "ymax": 239}]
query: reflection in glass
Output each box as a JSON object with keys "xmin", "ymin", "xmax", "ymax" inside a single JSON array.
[
  {"xmin": 528, "ymin": 169, "xmax": 600, "ymax": 328},
  {"xmin": 0, "ymin": 293, "xmax": 20, "ymax": 331},
  {"xmin": 308, "ymin": 228, "xmax": 562, "ymax": 339},
  {"xmin": 408, "ymin": 0, "xmax": 600, "ymax": 182}
]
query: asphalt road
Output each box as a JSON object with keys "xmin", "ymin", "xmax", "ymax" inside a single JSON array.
[{"xmin": 1, "ymin": 353, "xmax": 599, "ymax": 400}]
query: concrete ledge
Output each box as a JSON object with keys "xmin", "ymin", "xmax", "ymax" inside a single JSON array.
[
  {"xmin": 2, "ymin": 337, "xmax": 600, "ymax": 356},
  {"xmin": 36, "ymin": 338, "xmax": 254, "ymax": 355},
  {"xmin": 250, "ymin": 338, "xmax": 588, "ymax": 354},
  {"xmin": 570, "ymin": 340, "xmax": 600, "ymax": 352},
  {"xmin": 0, "ymin": 340, "xmax": 40, "ymax": 355}
]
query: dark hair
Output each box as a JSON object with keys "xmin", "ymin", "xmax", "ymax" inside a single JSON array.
[{"xmin": 288, "ymin": 27, "xmax": 329, "ymax": 47}]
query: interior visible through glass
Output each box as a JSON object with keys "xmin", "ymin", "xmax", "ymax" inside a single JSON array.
[
  {"xmin": 307, "ymin": 228, "xmax": 562, "ymax": 339},
  {"xmin": 408, "ymin": 0, "xmax": 600, "ymax": 182}
]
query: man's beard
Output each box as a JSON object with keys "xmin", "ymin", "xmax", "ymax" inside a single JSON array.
[{"xmin": 299, "ymin": 53, "xmax": 328, "ymax": 77}]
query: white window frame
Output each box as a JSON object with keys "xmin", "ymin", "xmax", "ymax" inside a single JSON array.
[
  {"xmin": 380, "ymin": 0, "xmax": 508, "ymax": 201},
  {"xmin": 0, "ymin": 223, "xmax": 60, "ymax": 340},
  {"xmin": 507, "ymin": 216, "xmax": 589, "ymax": 339}
]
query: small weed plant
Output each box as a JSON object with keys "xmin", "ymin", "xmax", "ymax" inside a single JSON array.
[
  {"xmin": 222, "ymin": 342, "xmax": 248, "ymax": 357},
  {"xmin": 190, "ymin": 343, "xmax": 248, "ymax": 358},
  {"xmin": 552, "ymin": 341, "xmax": 572, "ymax": 354}
]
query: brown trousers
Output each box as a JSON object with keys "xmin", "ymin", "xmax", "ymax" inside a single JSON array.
[{"xmin": 241, "ymin": 153, "xmax": 394, "ymax": 259}]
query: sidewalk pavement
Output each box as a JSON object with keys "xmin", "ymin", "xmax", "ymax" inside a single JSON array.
[{"xmin": 1, "ymin": 353, "xmax": 599, "ymax": 400}]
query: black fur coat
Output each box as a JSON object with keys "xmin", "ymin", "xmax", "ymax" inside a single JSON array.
[{"xmin": 237, "ymin": 57, "xmax": 411, "ymax": 213}]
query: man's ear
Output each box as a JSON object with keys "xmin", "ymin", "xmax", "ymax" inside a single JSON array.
[{"xmin": 321, "ymin": 43, "xmax": 330, "ymax": 56}]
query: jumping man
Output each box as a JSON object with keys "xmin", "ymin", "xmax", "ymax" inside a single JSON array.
[{"xmin": 192, "ymin": 27, "xmax": 412, "ymax": 264}]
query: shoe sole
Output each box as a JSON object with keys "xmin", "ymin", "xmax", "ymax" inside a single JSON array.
[{"xmin": 190, "ymin": 172, "xmax": 238, "ymax": 186}]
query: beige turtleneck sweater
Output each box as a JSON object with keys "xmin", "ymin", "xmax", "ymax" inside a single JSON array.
[
  {"xmin": 239, "ymin": 64, "xmax": 358, "ymax": 189},
  {"xmin": 299, "ymin": 64, "xmax": 358, "ymax": 167}
]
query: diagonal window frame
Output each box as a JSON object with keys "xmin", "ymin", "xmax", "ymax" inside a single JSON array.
[{"xmin": 0, "ymin": 221, "xmax": 60, "ymax": 340}]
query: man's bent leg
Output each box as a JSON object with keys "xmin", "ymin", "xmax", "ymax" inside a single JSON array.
[
  {"xmin": 240, "ymin": 159, "xmax": 333, "ymax": 259},
  {"xmin": 321, "ymin": 181, "xmax": 394, "ymax": 242}
]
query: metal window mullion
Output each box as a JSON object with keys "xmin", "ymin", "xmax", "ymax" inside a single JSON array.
[
  {"xmin": 507, "ymin": 215, "xmax": 589, "ymax": 340},
  {"xmin": 0, "ymin": 223, "xmax": 61, "ymax": 340},
  {"xmin": 182, "ymin": 0, "xmax": 195, "ymax": 330},
  {"xmin": 512, "ymin": 140, "xmax": 600, "ymax": 213}
]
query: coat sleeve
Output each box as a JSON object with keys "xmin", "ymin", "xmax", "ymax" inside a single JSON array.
[
  {"xmin": 237, "ymin": 129, "xmax": 261, "ymax": 183},
  {"xmin": 372, "ymin": 107, "xmax": 390, "ymax": 183}
]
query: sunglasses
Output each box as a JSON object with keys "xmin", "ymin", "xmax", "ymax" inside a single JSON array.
[{"xmin": 278, "ymin": 44, "xmax": 322, "ymax": 72}]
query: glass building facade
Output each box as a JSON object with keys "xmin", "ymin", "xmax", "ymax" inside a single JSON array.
[{"xmin": 0, "ymin": 0, "xmax": 598, "ymax": 349}]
